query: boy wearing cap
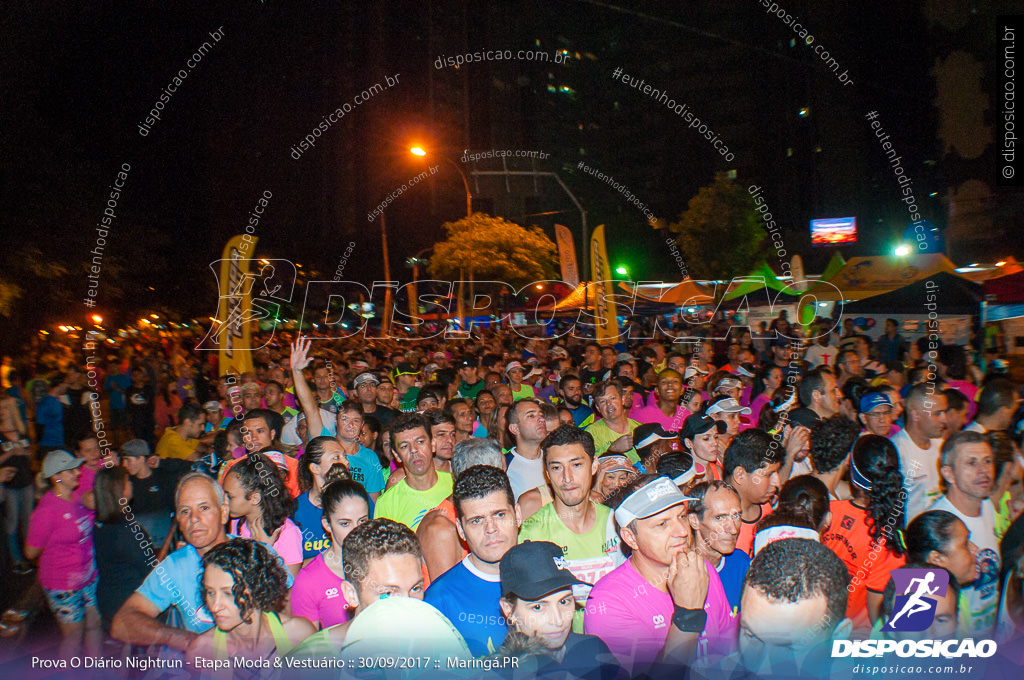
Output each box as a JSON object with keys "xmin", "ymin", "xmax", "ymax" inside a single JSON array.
[
  {"xmin": 584, "ymin": 475, "xmax": 735, "ymax": 672},
  {"xmin": 518, "ymin": 427, "xmax": 624, "ymax": 632},
  {"xmin": 120, "ymin": 438, "xmax": 181, "ymax": 547},
  {"xmin": 494, "ymin": 541, "xmax": 619, "ymax": 677},
  {"xmin": 393, "ymin": 362, "xmax": 421, "ymax": 413},
  {"xmin": 351, "ymin": 372, "xmax": 397, "ymax": 427},
  {"xmin": 586, "ymin": 381, "xmax": 641, "ymax": 464},
  {"xmin": 456, "ymin": 358, "xmax": 485, "ymax": 400}
]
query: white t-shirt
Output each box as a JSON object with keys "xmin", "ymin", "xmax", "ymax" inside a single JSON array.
[
  {"xmin": 928, "ymin": 496, "xmax": 1001, "ymax": 637},
  {"xmin": 890, "ymin": 429, "xmax": 943, "ymax": 522},
  {"xmin": 804, "ymin": 343, "xmax": 840, "ymax": 368},
  {"xmin": 506, "ymin": 447, "xmax": 546, "ymax": 500}
]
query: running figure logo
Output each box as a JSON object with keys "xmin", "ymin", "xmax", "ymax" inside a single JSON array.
[{"xmin": 883, "ymin": 568, "xmax": 949, "ymax": 632}]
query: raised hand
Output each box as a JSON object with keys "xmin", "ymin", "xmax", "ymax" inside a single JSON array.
[{"xmin": 290, "ymin": 336, "xmax": 312, "ymax": 372}]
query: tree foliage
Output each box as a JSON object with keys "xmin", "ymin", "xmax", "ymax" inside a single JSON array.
[
  {"xmin": 666, "ymin": 172, "xmax": 764, "ymax": 281},
  {"xmin": 428, "ymin": 213, "xmax": 558, "ymax": 286}
]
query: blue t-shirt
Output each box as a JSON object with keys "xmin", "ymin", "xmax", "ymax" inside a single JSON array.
[
  {"xmin": 717, "ymin": 549, "xmax": 751, "ymax": 614},
  {"xmin": 567, "ymin": 404, "xmax": 594, "ymax": 427},
  {"xmin": 317, "ymin": 428, "xmax": 386, "ymax": 494},
  {"xmin": 36, "ymin": 395, "xmax": 64, "ymax": 447},
  {"xmin": 424, "ymin": 557, "xmax": 506, "ymax": 657},
  {"xmin": 104, "ymin": 372, "xmax": 131, "ymax": 410},
  {"xmin": 135, "ymin": 537, "xmax": 293, "ymax": 633},
  {"xmin": 294, "ymin": 492, "xmax": 331, "ymax": 561}
]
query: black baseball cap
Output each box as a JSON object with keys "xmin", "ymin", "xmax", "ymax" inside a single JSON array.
[
  {"xmin": 394, "ymin": 362, "xmax": 420, "ymax": 377},
  {"xmin": 680, "ymin": 414, "xmax": 727, "ymax": 442},
  {"xmin": 500, "ymin": 541, "xmax": 587, "ymax": 600}
]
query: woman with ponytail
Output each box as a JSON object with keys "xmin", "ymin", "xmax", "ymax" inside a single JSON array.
[{"xmin": 822, "ymin": 434, "xmax": 907, "ymax": 633}]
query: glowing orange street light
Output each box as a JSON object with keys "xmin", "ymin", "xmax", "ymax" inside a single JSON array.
[
  {"xmin": 410, "ymin": 146, "xmax": 426, "ymax": 156},
  {"xmin": 91, "ymin": 315, "xmax": 103, "ymax": 324}
]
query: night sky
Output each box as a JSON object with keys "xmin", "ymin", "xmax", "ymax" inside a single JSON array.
[{"xmin": 2, "ymin": 1, "xmax": 1019, "ymax": 345}]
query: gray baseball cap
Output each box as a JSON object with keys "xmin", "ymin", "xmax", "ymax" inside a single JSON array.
[
  {"xmin": 120, "ymin": 439, "xmax": 152, "ymax": 458},
  {"xmin": 41, "ymin": 450, "xmax": 85, "ymax": 479}
]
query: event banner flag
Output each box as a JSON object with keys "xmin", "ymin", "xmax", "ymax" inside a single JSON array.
[
  {"xmin": 215, "ymin": 235, "xmax": 256, "ymax": 377},
  {"xmin": 555, "ymin": 223, "xmax": 580, "ymax": 287},
  {"xmin": 590, "ymin": 224, "xmax": 620, "ymax": 343}
]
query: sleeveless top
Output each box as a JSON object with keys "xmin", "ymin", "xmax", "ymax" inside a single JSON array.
[{"xmin": 212, "ymin": 612, "xmax": 293, "ymax": 660}]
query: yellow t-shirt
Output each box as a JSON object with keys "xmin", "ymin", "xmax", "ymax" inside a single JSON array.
[
  {"xmin": 155, "ymin": 427, "xmax": 199, "ymax": 460},
  {"xmin": 585, "ymin": 418, "xmax": 641, "ymax": 464},
  {"xmin": 374, "ymin": 471, "xmax": 454, "ymax": 530}
]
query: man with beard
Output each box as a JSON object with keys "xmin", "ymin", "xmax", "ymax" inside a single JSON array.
[
  {"xmin": 424, "ymin": 465, "xmax": 522, "ymax": 656},
  {"xmin": 687, "ymin": 481, "xmax": 749, "ymax": 612},
  {"xmin": 633, "ymin": 369, "xmax": 690, "ymax": 432},
  {"xmin": 518, "ymin": 426, "xmax": 624, "ymax": 632},
  {"xmin": 558, "ymin": 375, "xmax": 593, "ymax": 427},
  {"xmin": 375, "ymin": 413, "xmax": 453, "ymax": 530},
  {"xmin": 893, "ymin": 382, "xmax": 950, "ymax": 522},
  {"xmin": 586, "ymin": 381, "xmax": 641, "ymax": 464}
]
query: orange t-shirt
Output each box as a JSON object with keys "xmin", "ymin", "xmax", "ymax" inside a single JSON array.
[
  {"xmin": 736, "ymin": 502, "xmax": 773, "ymax": 557},
  {"xmin": 822, "ymin": 500, "xmax": 906, "ymax": 631},
  {"xmin": 219, "ymin": 451, "xmax": 302, "ymax": 499}
]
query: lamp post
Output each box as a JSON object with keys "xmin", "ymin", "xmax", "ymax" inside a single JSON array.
[{"xmin": 410, "ymin": 147, "xmax": 473, "ymax": 330}]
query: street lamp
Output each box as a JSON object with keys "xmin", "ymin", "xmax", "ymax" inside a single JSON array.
[
  {"xmin": 894, "ymin": 245, "xmax": 910, "ymax": 257},
  {"xmin": 409, "ymin": 146, "xmax": 474, "ymax": 329},
  {"xmin": 615, "ymin": 266, "xmax": 628, "ymax": 277}
]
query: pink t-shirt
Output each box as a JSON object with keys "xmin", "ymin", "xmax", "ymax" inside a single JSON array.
[
  {"xmin": 230, "ymin": 517, "xmax": 304, "ymax": 566},
  {"xmin": 741, "ymin": 393, "xmax": 771, "ymax": 432},
  {"xmin": 291, "ymin": 553, "xmax": 351, "ymax": 629},
  {"xmin": 74, "ymin": 464, "xmax": 99, "ymax": 506},
  {"xmin": 946, "ymin": 380, "xmax": 979, "ymax": 420},
  {"xmin": 584, "ymin": 558, "xmax": 736, "ymax": 672},
  {"xmin": 632, "ymin": 403, "xmax": 692, "ymax": 432},
  {"xmin": 26, "ymin": 492, "xmax": 97, "ymax": 591}
]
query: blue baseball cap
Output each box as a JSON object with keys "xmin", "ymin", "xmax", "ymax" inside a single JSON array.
[{"xmin": 859, "ymin": 392, "xmax": 892, "ymax": 414}]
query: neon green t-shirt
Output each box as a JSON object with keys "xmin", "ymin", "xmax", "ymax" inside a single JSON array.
[
  {"xmin": 585, "ymin": 418, "xmax": 641, "ymax": 464},
  {"xmin": 511, "ymin": 384, "xmax": 536, "ymax": 400},
  {"xmin": 374, "ymin": 471, "xmax": 453, "ymax": 530},
  {"xmin": 518, "ymin": 501, "xmax": 624, "ymax": 632}
]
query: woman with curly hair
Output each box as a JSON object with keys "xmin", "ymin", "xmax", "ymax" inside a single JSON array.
[
  {"xmin": 186, "ymin": 538, "xmax": 315, "ymax": 664},
  {"xmin": 223, "ymin": 452, "xmax": 303, "ymax": 576},
  {"xmin": 822, "ymin": 434, "xmax": 907, "ymax": 633}
]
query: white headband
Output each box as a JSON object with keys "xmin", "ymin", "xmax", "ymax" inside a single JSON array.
[{"xmin": 752, "ymin": 526, "xmax": 820, "ymax": 556}]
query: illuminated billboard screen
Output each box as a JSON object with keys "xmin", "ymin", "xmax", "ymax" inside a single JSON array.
[{"xmin": 810, "ymin": 216, "xmax": 857, "ymax": 246}]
